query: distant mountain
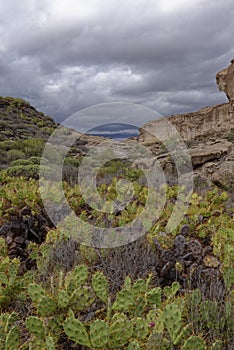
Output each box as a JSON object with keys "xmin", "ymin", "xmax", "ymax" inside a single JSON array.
[{"xmin": 88, "ymin": 132, "xmax": 139, "ymax": 140}]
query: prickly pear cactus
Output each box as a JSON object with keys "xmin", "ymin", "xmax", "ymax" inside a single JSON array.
[
  {"xmin": 28, "ymin": 283, "xmax": 45, "ymax": 302},
  {"xmin": 73, "ymin": 264, "xmax": 88, "ymax": 287},
  {"xmin": 37, "ymin": 295, "xmax": 57, "ymax": 317},
  {"xmin": 173, "ymin": 323, "xmax": 193, "ymax": 346},
  {"xmin": 146, "ymin": 287, "xmax": 162, "ymax": 307},
  {"xmin": 131, "ymin": 295, "xmax": 147, "ymax": 317},
  {"xmin": 123, "ymin": 276, "xmax": 132, "ymax": 290},
  {"xmin": 90, "ymin": 319, "xmax": 109, "ymax": 348},
  {"xmin": 163, "ymin": 281, "xmax": 180, "ymax": 299},
  {"xmin": 63, "ymin": 317, "xmax": 91, "ymax": 347},
  {"xmin": 25, "ymin": 316, "xmax": 44, "ymax": 337},
  {"xmin": 132, "ymin": 317, "xmax": 148, "ymax": 340},
  {"xmin": 109, "ymin": 319, "xmax": 133, "ymax": 347},
  {"xmin": 5, "ymin": 326, "xmax": 20, "ymax": 350},
  {"xmin": 91, "ymin": 271, "xmax": 108, "ymax": 303},
  {"xmin": 71, "ymin": 286, "xmax": 95, "ymax": 310},
  {"xmin": 181, "ymin": 335, "xmax": 206, "ymax": 350},
  {"xmin": 147, "ymin": 332, "xmax": 170, "ymax": 350},
  {"xmin": 0, "ymin": 312, "xmax": 20, "ymax": 350},
  {"xmin": 111, "ymin": 312, "xmax": 128, "ymax": 322},
  {"xmin": 164, "ymin": 303, "xmax": 182, "ymax": 343},
  {"xmin": 64, "ymin": 264, "xmax": 88, "ymax": 293},
  {"xmin": 57, "ymin": 290, "xmax": 70, "ymax": 308},
  {"xmin": 127, "ymin": 340, "xmax": 140, "ymax": 349},
  {"xmin": 112, "ymin": 289, "xmax": 134, "ymax": 311},
  {"xmin": 45, "ymin": 336, "xmax": 56, "ymax": 350},
  {"xmin": 132, "ymin": 279, "xmax": 147, "ymax": 295}
]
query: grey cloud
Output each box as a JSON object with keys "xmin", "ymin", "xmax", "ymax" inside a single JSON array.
[{"xmin": 0, "ymin": 0, "xmax": 233, "ymax": 129}]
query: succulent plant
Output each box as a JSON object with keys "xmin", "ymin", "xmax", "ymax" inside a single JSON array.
[
  {"xmin": 90, "ymin": 319, "xmax": 109, "ymax": 348},
  {"xmin": 146, "ymin": 287, "xmax": 162, "ymax": 307},
  {"xmin": 28, "ymin": 283, "xmax": 46, "ymax": 303},
  {"xmin": 5, "ymin": 326, "xmax": 20, "ymax": 350},
  {"xmin": 132, "ymin": 279, "xmax": 147, "ymax": 295},
  {"xmin": 164, "ymin": 303, "xmax": 182, "ymax": 343},
  {"xmin": 63, "ymin": 317, "xmax": 91, "ymax": 348},
  {"xmin": 181, "ymin": 335, "xmax": 206, "ymax": 350},
  {"xmin": 71, "ymin": 286, "xmax": 95, "ymax": 310},
  {"xmin": 173, "ymin": 323, "xmax": 193, "ymax": 346},
  {"xmin": 91, "ymin": 271, "xmax": 108, "ymax": 303},
  {"xmin": 112, "ymin": 289, "xmax": 134, "ymax": 311},
  {"xmin": 57, "ymin": 289, "xmax": 70, "ymax": 308},
  {"xmin": 109, "ymin": 319, "xmax": 133, "ymax": 347},
  {"xmin": 25, "ymin": 316, "xmax": 44, "ymax": 337},
  {"xmin": 127, "ymin": 340, "xmax": 140, "ymax": 349},
  {"xmin": 132, "ymin": 317, "xmax": 148, "ymax": 340},
  {"xmin": 147, "ymin": 332, "xmax": 170, "ymax": 350},
  {"xmin": 37, "ymin": 295, "xmax": 57, "ymax": 316}
]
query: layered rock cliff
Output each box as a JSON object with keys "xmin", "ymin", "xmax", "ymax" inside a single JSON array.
[
  {"xmin": 138, "ymin": 59, "xmax": 234, "ymax": 192},
  {"xmin": 139, "ymin": 60, "xmax": 234, "ymax": 146}
]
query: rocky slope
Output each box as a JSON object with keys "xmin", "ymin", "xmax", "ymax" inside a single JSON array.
[
  {"xmin": 0, "ymin": 96, "xmax": 58, "ymax": 141},
  {"xmin": 0, "ymin": 96, "xmax": 106, "ymax": 168}
]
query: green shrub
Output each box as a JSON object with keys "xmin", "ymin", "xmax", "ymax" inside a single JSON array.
[
  {"xmin": 5, "ymin": 164, "xmax": 53, "ymax": 180},
  {"xmin": 11, "ymin": 159, "xmax": 32, "ymax": 166},
  {"xmin": 7, "ymin": 149, "xmax": 26, "ymax": 162},
  {"xmin": 64, "ymin": 157, "xmax": 81, "ymax": 167}
]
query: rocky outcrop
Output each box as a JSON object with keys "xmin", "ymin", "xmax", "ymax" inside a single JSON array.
[
  {"xmin": 139, "ymin": 59, "xmax": 234, "ymax": 146},
  {"xmin": 189, "ymin": 139, "xmax": 232, "ymax": 166},
  {"xmin": 216, "ymin": 58, "xmax": 234, "ymax": 107},
  {"xmin": 137, "ymin": 59, "xmax": 234, "ymax": 191},
  {"xmin": 139, "ymin": 103, "xmax": 233, "ymax": 147}
]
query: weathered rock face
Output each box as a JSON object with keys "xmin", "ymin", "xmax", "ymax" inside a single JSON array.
[
  {"xmin": 139, "ymin": 59, "xmax": 234, "ymax": 146},
  {"xmin": 139, "ymin": 103, "xmax": 233, "ymax": 146},
  {"xmin": 189, "ymin": 139, "xmax": 233, "ymax": 166},
  {"xmin": 137, "ymin": 59, "xmax": 234, "ymax": 191},
  {"xmin": 216, "ymin": 58, "xmax": 234, "ymax": 107}
]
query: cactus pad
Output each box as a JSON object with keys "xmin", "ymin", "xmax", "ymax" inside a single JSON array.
[
  {"xmin": 25, "ymin": 316, "xmax": 44, "ymax": 337},
  {"xmin": 112, "ymin": 289, "xmax": 134, "ymax": 311},
  {"xmin": 28, "ymin": 284, "xmax": 45, "ymax": 302},
  {"xmin": 132, "ymin": 317, "xmax": 148, "ymax": 340},
  {"xmin": 181, "ymin": 336, "xmax": 206, "ymax": 350},
  {"xmin": 63, "ymin": 317, "xmax": 91, "ymax": 347},
  {"xmin": 91, "ymin": 271, "xmax": 108, "ymax": 303},
  {"xmin": 90, "ymin": 319, "xmax": 109, "ymax": 347},
  {"xmin": 109, "ymin": 319, "xmax": 133, "ymax": 347}
]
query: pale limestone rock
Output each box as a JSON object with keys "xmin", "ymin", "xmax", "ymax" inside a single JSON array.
[
  {"xmin": 189, "ymin": 140, "xmax": 233, "ymax": 166},
  {"xmin": 137, "ymin": 60, "xmax": 234, "ymax": 190},
  {"xmin": 216, "ymin": 58, "xmax": 234, "ymax": 107},
  {"xmin": 139, "ymin": 59, "xmax": 234, "ymax": 145}
]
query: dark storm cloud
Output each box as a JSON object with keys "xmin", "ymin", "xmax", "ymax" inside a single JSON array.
[{"xmin": 0, "ymin": 0, "xmax": 233, "ymax": 130}]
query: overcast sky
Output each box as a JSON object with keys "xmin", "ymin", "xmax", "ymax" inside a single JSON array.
[{"xmin": 0, "ymin": 0, "xmax": 234, "ymax": 129}]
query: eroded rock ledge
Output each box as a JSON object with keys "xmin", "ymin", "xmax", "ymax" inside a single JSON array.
[{"xmin": 137, "ymin": 59, "xmax": 234, "ymax": 191}]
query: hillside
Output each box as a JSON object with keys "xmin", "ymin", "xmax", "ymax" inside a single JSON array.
[
  {"xmin": 0, "ymin": 96, "xmax": 105, "ymax": 172},
  {"xmin": 0, "ymin": 96, "xmax": 58, "ymax": 142}
]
